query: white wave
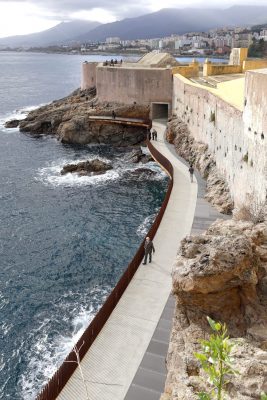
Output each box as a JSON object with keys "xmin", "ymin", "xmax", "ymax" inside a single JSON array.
[
  {"xmin": 0, "ymin": 103, "xmax": 48, "ymax": 132},
  {"xmin": 36, "ymin": 156, "xmax": 120, "ymax": 187},
  {"xmin": 19, "ymin": 286, "xmax": 110, "ymax": 400},
  {"xmin": 136, "ymin": 210, "xmax": 159, "ymax": 238}
]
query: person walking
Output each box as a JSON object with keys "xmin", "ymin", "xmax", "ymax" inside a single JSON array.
[
  {"xmin": 189, "ymin": 164, "xmax": 194, "ymax": 183},
  {"xmin": 112, "ymin": 110, "xmax": 116, "ymax": 119},
  {"xmin": 143, "ymin": 236, "xmax": 155, "ymax": 265},
  {"xmin": 152, "ymin": 129, "xmax": 157, "ymax": 140}
]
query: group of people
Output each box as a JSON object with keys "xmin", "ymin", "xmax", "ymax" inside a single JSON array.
[{"xmin": 103, "ymin": 59, "xmax": 123, "ymax": 67}]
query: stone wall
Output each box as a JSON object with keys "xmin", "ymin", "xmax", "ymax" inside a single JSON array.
[
  {"xmin": 172, "ymin": 61, "xmax": 199, "ymax": 78},
  {"xmin": 173, "ymin": 71, "xmax": 267, "ymax": 207},
  {"xmin": 96, "ymin": 66, "xmax": 173, "ymax": 113},
  {"xmin": 243, "ymin": 59, "xmax": 267, "ymax": 71},
  {"xmin": 81, "ymin": 62, "xmax": 98, "ymax": 90},
  {"xmin": 203, "ymin": 61, "xmax": 242, "ymax": 76}
]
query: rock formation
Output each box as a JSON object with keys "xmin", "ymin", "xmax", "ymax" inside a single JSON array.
[
  {"xmin": 161, "ymin": 219, "xmax": 267, "ymax": 400},
  {"xmin": 13, "ymin": 88, "xmax": 150, "ymax": 146},
  {"xmin": 166, "ymin": 117, "xmax": 233, "ymax": 214},
  {"xmin": 125, "ymin": 147, "xmax": 154, "ymax": 164},
  {"xmin": 124, "ymin": 167, "xmax": 157, "ymax": 179},
  {"xmin": 61, "ymin": 159, "xmax": 112, "ymax": 176},
  {"xmin": 4, "ymin": 119, "xmax": 20, "ymax": 128}
]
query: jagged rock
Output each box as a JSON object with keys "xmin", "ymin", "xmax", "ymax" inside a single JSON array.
[
  {"xmin": 4, "ymin": 119, "xmax": 20, "ymax": 128},
  {"xmin": 60, "ymin": 159, "xmax": 112, "ymax": 176},
  {"xmin": 125, "ymin": 147, "xmax": 154, "ymax": 164},
  {"xmin": 18, "ymin": 89, "xmax": 150, "ymax": 146},
  {"xmin": 161, "ymin": 220, "xmax": 267, "ymax": 400},
  {"xmin": 123, "ymin": 167, "xmax": 157, "ymax": 180},
  {"xmin": 166, "ymin": 117, "xmax": 233, "ymax": 214}
]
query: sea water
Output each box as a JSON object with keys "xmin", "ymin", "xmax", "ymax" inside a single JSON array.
[{"xmin": 0, "ymin": 52, "xmax": 168, "ymax": 399}]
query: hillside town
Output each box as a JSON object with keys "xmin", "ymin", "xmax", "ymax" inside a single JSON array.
[
  {"xmin": 86, "ymin": 25, "xmax": 267, "ymax": 57},
  {"xmin": 2, "ymin": 24, "xmax": 267, "ymax": 58}
]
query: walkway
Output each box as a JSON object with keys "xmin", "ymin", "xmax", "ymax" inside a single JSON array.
[
  {"xmin": 56, "ymin": 121, "xmax": 198, "ymax": 400},
  {"xmin": 125, "ymin": 124, "xmax": 229, "ymax": 400},
  {"xmin": 88, "ymin": 115, "xmax": 150, "ymax": 128}
]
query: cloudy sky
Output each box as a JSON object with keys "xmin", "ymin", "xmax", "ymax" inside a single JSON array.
[{"xmin": 0, "ymin": 0, "xmax": 266, "ymax": 38}]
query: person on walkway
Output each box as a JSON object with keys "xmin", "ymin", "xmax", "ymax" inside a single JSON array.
[
  {"xmin": 189, "ymin": 164, "xmax": 194, "ymax": 182},
  {"xmin": 147, "ymin": 129, "xmax": 151, "ymax": 141},
  {"xmin": 112, "ymin": 110, "xmax": 116, "ymax": 119},
  {"xmin": 152, "ymin": 129, "xmax": 157, "ymax": 140},
  {"xmin": 143, "ymin": 236, "xmax": 155, "ymax": 265}
]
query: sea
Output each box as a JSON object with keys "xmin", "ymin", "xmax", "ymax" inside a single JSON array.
[{"xmin": 0, "ymin": 52, "xmax": 225, "ymax": 400}]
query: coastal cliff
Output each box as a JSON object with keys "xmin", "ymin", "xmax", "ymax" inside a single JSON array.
[
  {"xmin": 161, "ymin": 219, "xmax": 267, "ymax": 400},
  {"xmin": 16, "ymin": 89, "xmax": 150, "ymax": 145}
]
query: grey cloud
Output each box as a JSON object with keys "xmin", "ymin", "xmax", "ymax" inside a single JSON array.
[{"xmin": 0, "ymin": 0, "xmax": 153, "ymax": 20}]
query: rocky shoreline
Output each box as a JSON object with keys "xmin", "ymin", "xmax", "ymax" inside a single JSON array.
[{"xmin": 5, "ymin": 88, "xmax": 150, "ymax": 146}]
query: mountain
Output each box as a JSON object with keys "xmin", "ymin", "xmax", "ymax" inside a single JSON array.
[
  {"xmin": 77, "ymin": 6, "xmax": 267, "ymax": 41},
  {"xmin": 0, "ymin": 20, "xmax": 101, "ymax": 47},
  {"xmin": 1, "ymin": 6, "xmax": 267, "ymax": 48}
]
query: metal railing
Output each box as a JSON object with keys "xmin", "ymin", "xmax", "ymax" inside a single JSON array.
[{"xmin": 36, "ymin": 138, "xmax": 173, "ymax": 400}]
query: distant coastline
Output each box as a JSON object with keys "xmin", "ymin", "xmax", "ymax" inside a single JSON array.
[{"xmin": 0, "ymin": 48, "xmax": 228, "ymax": 61}]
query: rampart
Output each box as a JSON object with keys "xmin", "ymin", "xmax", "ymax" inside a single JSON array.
[
  {"xmin": 172, "ymin": 60, "xmax": 199, "ymax": 78},
  {"xmin": 173, "ymin": 70, "xmax": 267, "ymax": 207},
  {"xmin": 96, "ymin": 67, "xmax": 173, "ymax": 109},
  {"xmin": 203, "ymin": 61, "xmax": 242, "ymax": 76},
  {"xmin": 243, "ymin": 59, "xmax": 267, "ymax": 71}
]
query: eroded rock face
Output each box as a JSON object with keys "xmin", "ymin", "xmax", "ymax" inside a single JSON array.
[
  {"xmin": 166, "ymin": 118, "xmax": 233, "ymax": 214},
  {"xmin": 15, "ymin": 88, "xmax": 150, "ymax": 146},
  {"xmin": 61, "ymin": 159, "xmax": 112, "ymax": 176},
  {"xmin": 161, "ymin": 220, "xmax": 267, "ymax": 400}
]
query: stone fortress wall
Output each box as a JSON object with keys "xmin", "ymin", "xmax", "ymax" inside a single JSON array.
[
  {"xmin": 172, "ymin": 69, "xmax": 267, "ymax": 208},
  {"xmin": 81, "ymin": 49, "xmax": 267, "ymax": 209}
]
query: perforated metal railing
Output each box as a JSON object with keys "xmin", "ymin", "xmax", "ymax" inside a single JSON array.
[{"xmin": 36, "ymin": 138, "xmax": 174, "ymax": 400}]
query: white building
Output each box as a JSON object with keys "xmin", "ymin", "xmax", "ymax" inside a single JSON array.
[{"xmin": 106, "ymin": 37, "xmax": 121, "ymax": 44}]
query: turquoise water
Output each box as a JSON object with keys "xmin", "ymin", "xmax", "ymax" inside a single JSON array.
[{"xmin": 0, "ymin": 52, "xmax": 168, "ymax": 399}]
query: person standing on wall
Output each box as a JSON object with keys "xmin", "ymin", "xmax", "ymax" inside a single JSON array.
[
  {"xmin": 143, "ymin": 236, "xmax": 155, "ymax": 265},
  {"xmin": 189, "ymin": 164, "xmax": 194, "ymax": 183}
]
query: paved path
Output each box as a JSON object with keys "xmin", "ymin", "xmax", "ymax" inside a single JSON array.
[
  {"xmin": 57, "ymin": 121, "xmax": 198, "ymax": 400},
  {"xmin": 88, "ymin": 115, "xmax": 150, "ymax": 127},
  {"xmin": 125, "ymin": 124, "xmax": 229, "ymax": 400}
]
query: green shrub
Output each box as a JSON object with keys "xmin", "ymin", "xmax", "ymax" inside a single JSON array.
[{"xmin": 194, "ymin": 317, "xmax": 237, "ymax": 400}]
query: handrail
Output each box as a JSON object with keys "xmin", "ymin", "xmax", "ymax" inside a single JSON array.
[{"xmin": 36, "ymin": 138, "xmax": 173, "ymax": 400}]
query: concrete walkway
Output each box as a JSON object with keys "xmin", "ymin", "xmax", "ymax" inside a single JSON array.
[
  {"xmin": 125, "ymin": 128, "xmax": 229, "ymax": 400},
  {"xmin": 57, "ymin": 121, "xmax": 198, "ymax": 400}
]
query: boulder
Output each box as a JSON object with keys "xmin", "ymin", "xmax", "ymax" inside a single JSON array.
[
  {"xmin": 4, "ymin": 119, "xmax": 20, "ymax": 128},
  {"xmin": 61, "ymin": 159, "xmax": 112, "ymax": 176},
  {"xmin": 125, "ymin": 147, "xmax": 154, "ymax": 164},
  {"xmin": 123, "ymin": 167, "xmax": 157, "ymax": 180}
]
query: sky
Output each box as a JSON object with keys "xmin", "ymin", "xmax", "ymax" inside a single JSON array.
[{"xmin": 0, "ymin": 0, "xmax": 266, "ymax": 38}]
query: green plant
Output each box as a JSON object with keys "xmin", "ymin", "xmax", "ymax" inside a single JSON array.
[
  {"xmin": 261, "ymin": 393, "xmax": 267, "ymax": 400},
  {"xmin": 194, "ymin": 317, "xmax": 237, "ymax": 400}
]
